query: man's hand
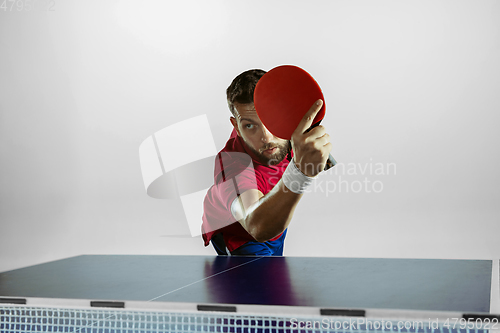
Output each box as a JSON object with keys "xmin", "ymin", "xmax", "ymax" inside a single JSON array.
[{"xmin": 291, "ymin": 99, "xmax": 333, "ymax": 177}]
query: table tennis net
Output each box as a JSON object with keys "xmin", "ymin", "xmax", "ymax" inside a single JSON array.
[{"xmin": 0, "ymin": 306, "xmax": 493, "ymax": 333}]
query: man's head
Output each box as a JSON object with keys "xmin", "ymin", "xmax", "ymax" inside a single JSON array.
[{"xmin": 227, "ymin": 69, "xmax": 290, "ymax": 166}]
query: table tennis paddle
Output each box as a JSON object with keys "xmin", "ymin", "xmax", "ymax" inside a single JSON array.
[{"xmin": 253, "ymin": 65, "xmax": 337, "ymax": 170}]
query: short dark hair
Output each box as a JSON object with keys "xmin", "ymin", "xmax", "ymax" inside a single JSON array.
[{"xmin": 226, "ymin": 69, "xmax": 266, "ymax": 116}]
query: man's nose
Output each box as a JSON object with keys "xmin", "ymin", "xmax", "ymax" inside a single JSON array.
[{"xmin": 260, "ymin": 125, "xmax": 274, "ymax": 143}]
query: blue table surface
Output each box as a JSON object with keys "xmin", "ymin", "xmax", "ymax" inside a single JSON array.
[{"xmin": 0, "ymin": 255, "xmax": 492, "ymax": 313}]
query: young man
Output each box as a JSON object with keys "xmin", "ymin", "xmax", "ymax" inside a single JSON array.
[{"xmin": 201, "ymin": 69, "xmax": 332, "ymax": 256}]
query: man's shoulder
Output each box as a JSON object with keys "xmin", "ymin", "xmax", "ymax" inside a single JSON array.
[
  {"xmin": 214, "ymin": 149, "xmax": 255, "ymax": 184},
  {"xmin": 214, "ymin": 131, "xmax": 255, "ymax": 179}
]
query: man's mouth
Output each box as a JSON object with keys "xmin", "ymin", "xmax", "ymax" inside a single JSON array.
[{"xmin": 262, "ymin": 147, "xmax": 278, "ymax": 155}]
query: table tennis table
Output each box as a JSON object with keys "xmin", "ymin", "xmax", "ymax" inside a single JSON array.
[{"xmin": 1, "ymin": 255, "xmax": 499, "ymax": 332}]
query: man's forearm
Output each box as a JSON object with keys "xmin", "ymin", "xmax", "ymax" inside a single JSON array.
[{"xmin": 241, "ymin": 180, "xmax": 302, "ymax": 242}]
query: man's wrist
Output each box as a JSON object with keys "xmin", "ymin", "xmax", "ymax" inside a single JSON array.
[{"xmin": 282, "ymin": 159, "xmax": 317, "ymax": 194}]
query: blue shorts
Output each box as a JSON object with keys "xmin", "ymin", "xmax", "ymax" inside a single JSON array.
[{"xmin": 211, "ymin": 229, "xmax": 287, "ymax": 256}]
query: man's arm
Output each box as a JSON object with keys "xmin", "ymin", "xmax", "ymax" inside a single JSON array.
[
  {"xmin": 231, "ymin": 100, "xmax": 332, "ymax": 242},
  {"xmin": 231, "ymin": 183, "xmax": 302, "ymax": 242}
]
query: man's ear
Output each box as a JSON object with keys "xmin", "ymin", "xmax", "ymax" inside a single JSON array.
[{"xmin": 230, "ymin": 117, "xmax": 241, "ymax": 137}]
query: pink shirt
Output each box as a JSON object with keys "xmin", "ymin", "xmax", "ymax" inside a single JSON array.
[{"xmin": 201, "ymin": 129, "xmax": 291, "ymax": 252}]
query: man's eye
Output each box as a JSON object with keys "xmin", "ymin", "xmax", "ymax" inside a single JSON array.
[{"xmin": 245, "ymin": 124, "xmax": 255, "ymax": 129}]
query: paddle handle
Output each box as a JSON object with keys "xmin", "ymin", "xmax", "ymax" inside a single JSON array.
[{"xmin": 324, "ymin": 154, "xmax": 337, "ymax": 171}]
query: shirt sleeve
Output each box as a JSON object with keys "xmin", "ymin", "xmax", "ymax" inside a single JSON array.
[{"xmin": 215, "ymin": 152, "xmax": 258, "ymax": 212}]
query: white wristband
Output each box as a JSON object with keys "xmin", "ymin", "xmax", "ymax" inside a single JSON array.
[{"xmin": 282, "ymin": 159, "xmax": 317, "ymax": 194}]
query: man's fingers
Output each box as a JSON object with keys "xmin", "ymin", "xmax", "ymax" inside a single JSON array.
[
  {"xmin": 293, "ymin": 99, "xmax": 323, "ymax": 136},
  {"xmin": 314, "ymin": 132, "xmax": 331, "ymax": 148},
  {"xmin": 303, "ymin": 125, "xmax": 326, "ymax": 142}
]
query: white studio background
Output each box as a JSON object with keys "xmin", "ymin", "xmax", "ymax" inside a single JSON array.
[{"xmin": 1, "ymin": 0, "xmax": 499, "ymax": 273}]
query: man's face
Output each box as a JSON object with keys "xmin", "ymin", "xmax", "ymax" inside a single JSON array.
[{"xmin": 230, "ymin": 102, "xmax": 290, "ymax": 166}]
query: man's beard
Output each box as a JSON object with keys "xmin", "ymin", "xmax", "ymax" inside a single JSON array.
[{"xmin": 247, "ymin": 140, "xmax": 291, "ymax": 166}]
